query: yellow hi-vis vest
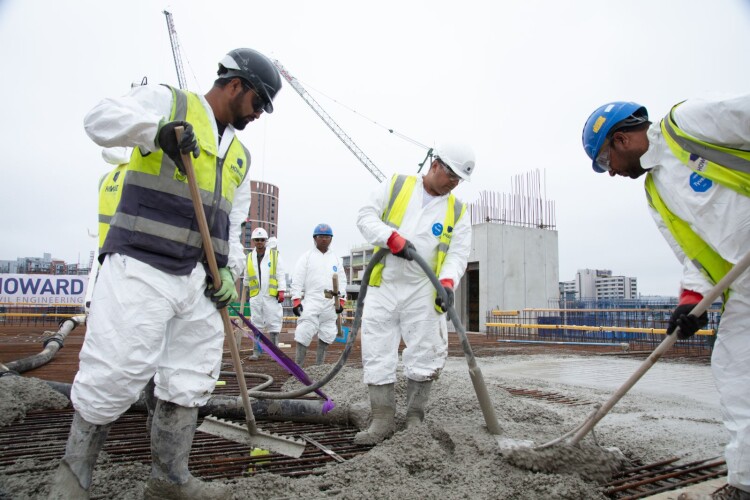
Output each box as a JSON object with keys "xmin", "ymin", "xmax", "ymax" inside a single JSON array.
[
  {"xmin": 644, "ymin": 102, "xmax": 750, "ymax": 301},
  {"xmin": 368, "ymin": 174, "xmax": 466, "ymax": 312},
  {"xmin": 97, "ymin": 162, "xmax": 128, "ymax": 253},
  {"xmin": 101, "ymin": 85, "xmax": 250, "ymax": 275},
  {"xmin": 246, "ymin": 248, "xmax": 279, "ymax": 297}
]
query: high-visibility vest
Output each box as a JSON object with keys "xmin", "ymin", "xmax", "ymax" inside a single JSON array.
[
  {"xmin": 643, "ymin": 103, "xmax": 750, "ymax": 301},
  {"xmin": 368, "ymin": 174, "xmax": 466, "ymax": 312},
  {"xmin": 100, "ymin": 85, "xmax": 250, "ymax": 275},
  {"xmin": 246, "ymin": 248, "xmax": 279, "ymax": 297},
  {"xmin": 97, "ymin": 163, "xmax": 128, "ymax": 253}
]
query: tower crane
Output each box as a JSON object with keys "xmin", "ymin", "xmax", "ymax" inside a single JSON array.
[
  {"xmin": 272, "ymin": 60, "xmax": 387, "ymax": 183},
  {"xmin": 162, "ymin": 10, "xmax": 188, "ymax": 90}
]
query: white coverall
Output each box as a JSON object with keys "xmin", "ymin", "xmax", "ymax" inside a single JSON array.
[
  {"xmin": 642, "ymin": 95, "xmax": 750, "ymax": 491},
  {"xmin": 74, "ymin": 85, "xmax": 251, "ymax": 425},
  {"xmin": 245, "ymin": 248, "xmax": 287, "ymax": 333},
  {"xmin": 356, "ymin": 175, "xmax": 471, "ymax": 385},
  {"xmin": 291, "ymin": 248, "xmax": 347, "ymax": 346}
]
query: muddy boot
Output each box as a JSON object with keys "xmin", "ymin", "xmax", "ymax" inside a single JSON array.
[
  {"xmin": 144, "ymin": 377, "xmax": 157, "ymax": 437},
  {"xmin": 295, "ymin": 343, "xmax": 308, "ymax": 367},
  {"xmin": 143, "ymin": 400, "xmax": 229, "ymax": 500},
  {"xmin": 48, "ymin": 412, "xmax": 112, "ymax": 499},
  {"xmin": 315, "ymin": 340, "xmax": 329, "ymax": 365},
  {"xmin": 353, "ymin": 383, "xmax": 396, "ymax": 445},
  {"xmin": 270, "ymin": 332, "xmax": 279, "ymax": 346},
  {"xmin": 405, "ymin": 379, "xmax": 433, "ymax": 429}
]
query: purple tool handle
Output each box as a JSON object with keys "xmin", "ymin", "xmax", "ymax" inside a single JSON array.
[{"xmin": 230, "ymin": 307, "xmax": 335, "ymax": 413}]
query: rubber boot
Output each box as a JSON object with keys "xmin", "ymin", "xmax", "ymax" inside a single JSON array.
[
  {"xmin": 315, "ymin": 340, "xmax": 329, "ymax": 365},
  {"xmin": 353, "ymin": 383, "xmax": 396, "ymax": 445},
  {"xmin": 405, "ymin": 379, "xmax": 433, "ymax": 429},
  {"xmin": 144, "ymin": 377, "xmax": 157, "ymax": 437},
  {"xmin": 295, "ymin": 343, "xmax": 308, "ymax": 367},
  {"xmin": 270, "ymin": 332, "xmax": 279, "ymax": 346},
  {"xmin": 143, "ymin": 400, "xmax": 229, "ymax": 500},
  {"xmin": 48, "ymin": 412, "xmax": 112, "ymax": 499}
]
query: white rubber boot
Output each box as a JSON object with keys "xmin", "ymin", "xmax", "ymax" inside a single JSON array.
[
  {"xmin": 353, "ymin": 384, "xmax": 396, "ymax": 445},
  {"xmin": 143, "ymin": 400, "xmax": 229, "ymax": 500},
  {"xmin": 48, "ymin": 412, "xmax": 112, "ymax": 499},
  {"xmin": 295, "ymin": 343, "xmax": 308, "ymax": 367},
  {"xmin": 405, "ymin": 379, "xmax": 433, "ymax": 429},
  {"xmin": 315, "ymin": 340, "xmax": 329, "ymax": 365}
]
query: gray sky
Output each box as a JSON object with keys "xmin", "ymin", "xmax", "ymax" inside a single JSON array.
[{"xmin": 2, "ymin": 0, "xmax": 749, "ymax": 295}]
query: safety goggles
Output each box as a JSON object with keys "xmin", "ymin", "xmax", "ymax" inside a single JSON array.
[
  {"xmin": 439, "ymin": 159, "xmax": 463, "ymax": 182},
  {"xmin": 595, "ymin": 139, "xmax": 611, "ymax": 171},
  {"xmin": 242, "ymin": 81, "xmax": 268, "ymax": 113},
  {"xmin": 252, "ymin": 238, "xmax": 267, "ymax": 242}
]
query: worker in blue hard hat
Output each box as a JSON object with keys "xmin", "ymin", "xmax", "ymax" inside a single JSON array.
[
  {"xmin": 290, "ymin": 223, "xmax": 348, "ymax": 367},
  {"xmin": 582, "ymin": 94, "xmax": 750, "ymax": 498},
  {"xmin": 50, "ymin": 48, "xmax": 283, "ymax": 500}
]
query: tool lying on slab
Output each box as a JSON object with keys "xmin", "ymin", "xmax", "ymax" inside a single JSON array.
[
  {"xmin": 176, "ymin": 127, "xmax": 306, "ymax": 458},
  {"xmin": 535, "ymin": 248, "xmax": 750, "ymax": 450}
]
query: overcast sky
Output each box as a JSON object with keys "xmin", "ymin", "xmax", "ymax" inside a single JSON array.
[{"xmin": 1, "ymin": 0, "xmax": 749, "ymax": 295}]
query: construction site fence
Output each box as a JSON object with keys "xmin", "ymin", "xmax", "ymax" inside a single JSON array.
[{"xmin": 485, "ymin": 307, "xmax": 721, "ymax": 355}]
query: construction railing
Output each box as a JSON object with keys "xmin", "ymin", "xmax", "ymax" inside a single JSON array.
[
  {"xmin": 0, "ymin": 303, "xmax": 84, "ymax": 327},
  {"xmin": 485, "ymin": 307, "xmax": 721, "ymax": 355}
]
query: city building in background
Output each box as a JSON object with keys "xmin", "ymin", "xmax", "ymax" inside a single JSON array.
[
  {"xmin": 559, "ymin": 268, "xmax": 638, "ymax": 300},
  {"xmin": 0, "ymin": 252, "xmax": 93, "ymax": 275},
  {"xmin": 242, "ymin": 180, "xmax": 279, "ymax": 251}
]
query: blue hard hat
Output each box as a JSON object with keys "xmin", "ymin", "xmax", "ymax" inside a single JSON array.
[
  {"xmin": 313, "ymin": 223, "xmax": 333, "ymax": 237},
  {"xmin": 582, "ymin": 102, "xmax": 649, "ymax": 172}
]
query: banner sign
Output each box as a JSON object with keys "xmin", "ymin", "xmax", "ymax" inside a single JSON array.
[{"xmin": 0, "ymin": 274, "xmax": 89, "ymax": 304}]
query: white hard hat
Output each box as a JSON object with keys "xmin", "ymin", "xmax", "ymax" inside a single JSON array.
[
  {"xmin": 434, "ymin": 141, "xmax": 476, "ymax": 181},
  {"xmin": 251, "ymin": 227, "xmax": 268, "ymax": 239}
]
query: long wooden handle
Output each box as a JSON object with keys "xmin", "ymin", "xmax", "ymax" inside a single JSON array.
[{"xmin": 176, "ymin": 127, "xmax": 259, "ymax": 435}]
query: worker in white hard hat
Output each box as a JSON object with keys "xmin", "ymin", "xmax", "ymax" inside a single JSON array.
[
  {"xmin": 244, "ymin": 227, "xmax": 287, "ymax": 358},
  {"xmin": 354, "ymin": 141, "xmax": 474, "ymax": 445},
  {"xmin": 50, "ymin": 48, "xmax": 282, "ymax": 500},
  {"xmin": 290, "ymin": 223, "xmax": 348, "ymax": 367},
  {"xmin": 582, "ymin": 95, "xmax": 750, "ymax": 498}
]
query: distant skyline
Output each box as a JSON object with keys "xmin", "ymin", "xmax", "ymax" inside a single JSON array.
[{"xmin": 2, "ymin": 0, "xmax": 749, "ymax": 296}]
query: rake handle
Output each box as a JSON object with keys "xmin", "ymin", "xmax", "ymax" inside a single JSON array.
[
  {"xmin": 176, "ymin": 126, "xmax": 259, "ymax": 436},
  {"xmin": 569, "ymin": 248, "xmax": 750, "ymax": 446}
]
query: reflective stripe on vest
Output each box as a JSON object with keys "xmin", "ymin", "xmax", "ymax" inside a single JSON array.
[
  {"xmin": 100, "ymin": 85, "xmax": 249, "ymax": 275},
  {"xmin": 661, "ymin": 103, "xmax": 750, "ymax": 197},
  {"xmin": 645, "ymin": 174, "xmax": 732, "ymax": 303},
  {"xmin": 368, "ymin": 174, "xmax": 466, "ymax": 313},
  {"xmin": 97, "ymin": 163, "xmax": 128, "ymax": 253},
  {"xmin": 246, "ymin": 248, "xmax": 279, "ymax": 297}
]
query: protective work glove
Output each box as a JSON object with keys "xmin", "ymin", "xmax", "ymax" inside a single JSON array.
[
  {"xmin": 435, "ymin": 278, "xmax": 455, "ymax": 313},
  {"xmin": 204, "ymin": 267, "xmax": 238, "ymax": 309},
  {"xmin": 156, "ymin": 120, "xmax": 200, "ymax": 174},
  {"xmin": 277, "ymin": 290, "xmax": 285, "ymax": 304},
  {"xmin": 292, "ymin": 299, "xmax": 303, "ymax": 317},
  {"xmin": 387, "ymin": 231, "xmax": 415, "ymax": 261},
  {"xmin": 335, "ymin": 298, "xmax": 345, "ymax": 314},
  {"xmin": 666, "ymin": 290, "xmax": 708, "ymax": 339}
]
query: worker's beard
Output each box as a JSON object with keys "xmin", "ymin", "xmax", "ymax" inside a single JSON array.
[{"xmin": 229, "ymin": 92, "xmax": 253, "ymax": 130}]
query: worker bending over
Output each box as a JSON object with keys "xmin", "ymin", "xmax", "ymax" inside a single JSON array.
[{"xmin": 582, "ymin": 95, "xmax": 750, "ymax": 499}]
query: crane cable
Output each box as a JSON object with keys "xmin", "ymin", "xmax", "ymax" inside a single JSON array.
[{"xmin": 296, "ymin": 77, "xmax": 431, "ymax": 151}]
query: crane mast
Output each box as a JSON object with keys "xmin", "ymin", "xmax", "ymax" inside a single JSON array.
[
  {"xmin": 163, "ymin": 10, "xmax": 188, "ymax": 90},
  {"xmin": 272, "ymin": 60, "xmax": 386, "ymax": 183}
]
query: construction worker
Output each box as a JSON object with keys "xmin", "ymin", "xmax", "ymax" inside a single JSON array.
[
  {"xmin": 244, "ymin": 227, "xmax": 287, "ymax": 358},
  {"xmin": 582, "ymin": 96, "xmax": 750, "ymax": 499},
  {"xmin": 290, "ymin": 223, "xmax": 347, "ymax": 367},
  {"xmin": 354, "ymin": 142, "xmax": 474, "ymax": 444},
  {"xmin": 49, "ymin": 48, "xmax": 282, "ymax": 500}
]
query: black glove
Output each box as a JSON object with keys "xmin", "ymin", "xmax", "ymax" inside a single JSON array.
[
  {"xmin": 666, "ymin": 303, "xmax": 708, "ymax": 339},
  {"xmin": 292, "ymin": 300, "xmax": 303, "ymax": 317},
  {"xmin": 335, "ymin": 300, "xmax": 344, "ymax": 314},
  {"xmin": 157, "ymin": 120, "xmax": 200, "ymax": 174},
  {"xmin": 435, "ymin": 282, "xmax": 455, "ymax": 313}
]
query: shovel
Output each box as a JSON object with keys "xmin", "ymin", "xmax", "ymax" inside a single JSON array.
[
  {"xmin": 332, "ymin": 274, "xmax": 345, "ymax": 341},
  {"xmin": 538, "ymin": 249, "xmax": 750, "ymax": 449},
  {"xmin": 175, "ymin": 127, "xmax": 306, "ymax": 458}
]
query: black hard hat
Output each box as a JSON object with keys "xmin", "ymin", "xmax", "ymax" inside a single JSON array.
[{"xmin": 218, "ymin": 48, "xmax": 282, "ymax": 113}]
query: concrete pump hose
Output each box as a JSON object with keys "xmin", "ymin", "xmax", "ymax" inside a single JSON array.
[{"xmin": 245, "ymin": 248, "xmax": 390, "ymax": 400}]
